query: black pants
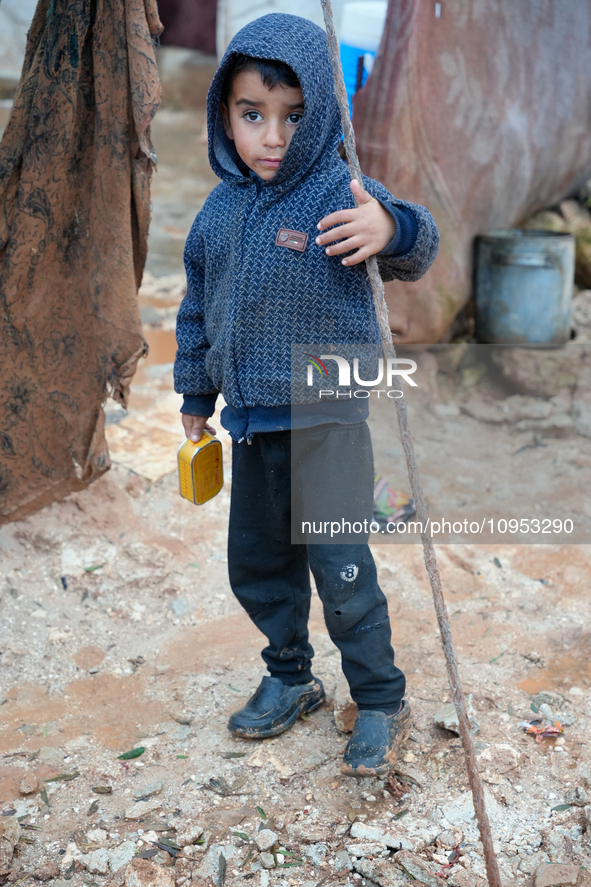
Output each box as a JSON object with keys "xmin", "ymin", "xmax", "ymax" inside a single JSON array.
[{"xmin": 227, "ymin": 424, "xmax": 406, "ymax": 712}]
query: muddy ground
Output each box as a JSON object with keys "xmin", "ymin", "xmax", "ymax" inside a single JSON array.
[{"xmin": 1, "ymin": 106, "xmax": 591, "ymax": 887}]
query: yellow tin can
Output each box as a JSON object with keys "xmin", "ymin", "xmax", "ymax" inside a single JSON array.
[{"xmin": 177, "ymin": 432, "xmax": 223, "ymax": 505}]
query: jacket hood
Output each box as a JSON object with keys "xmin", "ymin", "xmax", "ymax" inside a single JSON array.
[{"xmin": 207, "ymin": 14, "xmax": 342, "ymax": 190}]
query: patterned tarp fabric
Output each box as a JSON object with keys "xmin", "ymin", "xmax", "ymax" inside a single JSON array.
[
  {"xmin": 174, "ymin": 13, "xmax": 440, "ymax": 411},
  {"xmin": 0, "ymin": 0, "xmax": 162, "ymax": 524}
]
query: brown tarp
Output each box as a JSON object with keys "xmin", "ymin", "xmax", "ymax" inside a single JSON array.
[
  {"xmin": 0, "ymin": 0, "xmax": 162, "ymax": 524},
  {"xmin": 354, "ymin": 0, "xmax": 591, "ymax": 343}
]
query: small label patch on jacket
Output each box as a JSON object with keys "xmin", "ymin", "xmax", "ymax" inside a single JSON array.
[{"xmin": 275, "ymin": 228, "xmax": 308, "ymax": 252}]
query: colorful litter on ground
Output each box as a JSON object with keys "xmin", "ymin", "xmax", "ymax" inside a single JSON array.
[{"xmin": 521, "ymin": 719, "xmax": 565, "ymax": 741}]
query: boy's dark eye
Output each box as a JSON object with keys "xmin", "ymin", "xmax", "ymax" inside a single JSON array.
[{"xmin": 288, "ymin": 113, "xmax": 303, "ymax": 125}]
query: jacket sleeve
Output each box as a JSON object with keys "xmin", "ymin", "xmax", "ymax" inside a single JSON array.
[
  {"xmin": 360, "ymin": 173, "xmax": 440, "ymax": 283},
  {"xmin": 376, "ymin": 205, "xmax": 418, "ymax": 257},
  {"xmin": 173, "ymin": 218, "xmax": 219, "ymax": 415}
]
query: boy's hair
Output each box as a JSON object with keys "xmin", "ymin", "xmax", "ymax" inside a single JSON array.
[{"xmin": 220, "ymin": 54, "xmax": 301, "ymax": 105}]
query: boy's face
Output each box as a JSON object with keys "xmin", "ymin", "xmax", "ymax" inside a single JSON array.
[{"xmin": 220, "ymin": 69, "xmax": 304, "ymax": 181}]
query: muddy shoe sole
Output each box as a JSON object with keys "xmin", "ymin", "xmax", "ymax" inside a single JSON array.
[
  {"xmin": 341, "ymin": 701, "xmax": 412, "ymax": 777},
  {"xmin": 228, "ymin": 676, "xmax": 326, "ymax": 739}
]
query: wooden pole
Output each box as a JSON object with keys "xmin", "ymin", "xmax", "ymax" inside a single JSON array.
[{"xmin": 318, "ymin": 3, "xmax": 503, "ymax": 885}]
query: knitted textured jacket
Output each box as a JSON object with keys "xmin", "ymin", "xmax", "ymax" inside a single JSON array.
[{"xmin": 173, "ymin": 13, "xmax": 439, "ymax": 412}]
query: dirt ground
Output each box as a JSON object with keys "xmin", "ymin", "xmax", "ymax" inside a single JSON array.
[{"xmin": 1, "ymin": 106, "xmax": 591, "ymax": 887}]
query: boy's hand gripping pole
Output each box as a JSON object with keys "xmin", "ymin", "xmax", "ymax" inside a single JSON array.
[{"xmin": 319, "ymin": 3, "xmax": 503, "ymax": 886}]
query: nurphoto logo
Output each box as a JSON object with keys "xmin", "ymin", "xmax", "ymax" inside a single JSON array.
[{"xmin": 305, "ymin": 353, "xmax": 418, "ymax": 399}]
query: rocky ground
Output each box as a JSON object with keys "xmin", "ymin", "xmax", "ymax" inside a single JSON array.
[
  {"xmin": 1, "ymin": 431, "xmax": 591, "ymax": 887},
  {"xmin": 1, "ymin": 106, "xmax": 591, "ymax": 887}
]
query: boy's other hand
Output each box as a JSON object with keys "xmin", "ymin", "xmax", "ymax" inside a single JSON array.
[
  {"xmin": 315, "ymin": 179, "xmax": 396, "ymax": 266},
  {"xmin": 182, "ymin": 414, "xmax": 217, "ymax": 443}
]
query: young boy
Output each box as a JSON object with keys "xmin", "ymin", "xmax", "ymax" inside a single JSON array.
[{"xmin": 174, "ymin": 13, "xmax": 439, "ymax": 776}]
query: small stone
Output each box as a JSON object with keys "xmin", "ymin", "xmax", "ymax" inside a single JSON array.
[
  {"xmin": 180, "ymin": 845, "xmax": 202, "ymax": 859},
  {"xmin": 346, "ymin": 842, "xmax": 388, "ymax": 858},
  {"xmin": 353, "ymin": 858, "xmax": 408, "ymax": 886},
  {"xmin": 255, "ymin": 829, "xmax": 278, "ymax": 852},
  {"xmin": 125, "ymin": 858, "xmax": 175, "ymax": 887},
  {"xmin": 198, "ymin": 844, "xmax": 237, "ymax": 886},
  {"xmin": 134, "ymin": 780, "xmax": 163, "ymax": 800},
  {"xmin": 81, "ymin": 848, "xmax": 109, "ymax": 875},
  {"xmin": 0, "ymin": 818, "xmax": 21, "ymax": 870},
  {"xmin": 124, "ymin": 799, "xmax": 163, "ymax": 820},
  {"xmin": 19, "ymin": 774, "xmax": 39, "ymax": 795},
  {"xmin": 37, "ymin": 746, "xmax": 62, "ymax": 762},
  {"xmin": 260, "ymin": 852, "xmax": 275, "ymax": 869},
  {"xmin": 519, "ymin": 852, "xmax": 550, "ymax": 875},
  {"xmin": 442, "ymin": 790, "xmax": 501, "ymax": 827},
  {"xmin": 13, "ymin": 798, "xmax": 39, "ymax": 819},
  {"xmin": 31, "ymin": 862, "xmax": 59, "ymax": 881},
  {"xmin": 532, "ymin": 690, "xmax": 566, "ymax": 709},
  {"xmin": 436, "ymin": 829, "xmax": 459, "ymax": 849},
  {"xmin": 141, "ymin": 831, "xmax": 160, "ymax": 844},
  {"xmin": 538, "ymin": 703, "xmax": 554, "ymax": 720},
  {"xmin": 573, "ymin": 401, "xmax": 591, "ymax": 438},
  {"xmin": 86, "ymin": 828, "xmax": 108, "ymax": 843},
  {"xmin": 447, "ymin": 868, "xmax": 480, "ymax": 887},
  {"xmin": 395, "ymin": 850, "xmax": 446, "ymax": 887},
  {"xmin": 349, "ymin": 822, "xmax": 423, "ymax": 853},
  {"xmin": 60, "ymin": 856, "xmax": 75, "ymax": 874},
  {"xmin": 170, "ymin": 597, "xmax": 193, "ymax": 618},
  {"xmin": 108, "ymin": 841, "xmax": 137, "ymax": 872},
  {"xmin": 432, "ymin": 852, "xmax": 449, "ymax": 866},
  {"xmin": 535, "ymin": 862, "xmax": 580, "ymax": 887},
  {"xmin": 461, "ymin": 399, "xmax": 507, "ymax": 424},
  {"xmin": 171, "ymin": 724, "xmax": 191, "ymax": 742},
  {"xmin": 490, "ymin": 347, "xmax": 579, "ymax": 398},
  {"xmin": 334, "ymin": 849, "xmax": 353, "ymax": 872},
  {"xmin": 176, "ymin": 823, "xmax": 204, "ymax": 847},
  {"xmin": 434, "ymin": 695, "xmax": 480, "ymax": 735},
  {"xmin": 564, "ymin": 785, "xmax": 589, "ymax": 805},
  {"xmin": 305, "ymin": 843, "xmax": 328, "ymax": 866},
  {"xmin": 286, "ymin": 823, "xmax": 327, "ymax": 844}
]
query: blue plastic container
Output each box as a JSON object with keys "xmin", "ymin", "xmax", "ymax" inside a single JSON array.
[
  {"xmin": 339, "ymin": 1, "xmax": 387, "ymax": 116},
  {"xmin": 475, "ymin": 229, "xmax": 575, "ymax": 345}
]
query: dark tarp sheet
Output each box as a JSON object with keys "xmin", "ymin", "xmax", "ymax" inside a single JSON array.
[
  {"xmin": 354, "ymin": 0, "xmax": 591, "ymax": 343},
  {"xmin": 0, "ymin": 0, "xmax": 162, "ymax": 523},
  {"xmin": 158, "ymin": 0, "xmax": 217, "ymax": 55}
]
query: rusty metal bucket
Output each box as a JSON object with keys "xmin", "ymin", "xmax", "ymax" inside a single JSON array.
[{"xmin": 475, "ymin": 229, "xmax": 575, "ymax": 345}]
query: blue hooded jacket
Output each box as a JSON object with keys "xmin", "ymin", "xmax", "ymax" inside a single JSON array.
[{"xmin": 174, "ymin": 14, "xmax": 439, "ymax": 439}]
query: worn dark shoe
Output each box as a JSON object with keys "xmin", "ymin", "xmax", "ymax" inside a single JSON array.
[
  {"xmin": 341, "ymin": 701, "xmax": 412, "ymax": 777},
  {"xmin": 228, "ymin": 676, "xmax": 325, "ymax": 739}
]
